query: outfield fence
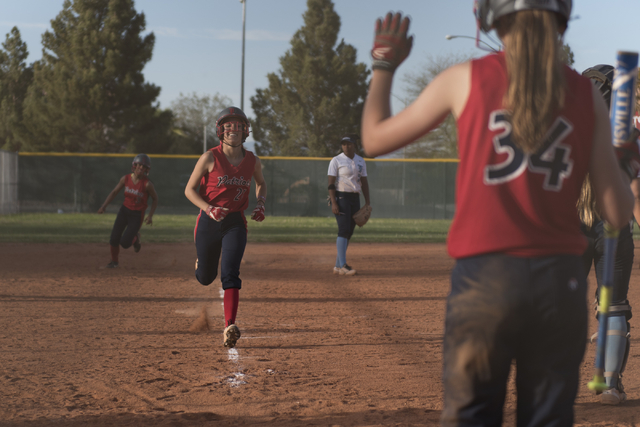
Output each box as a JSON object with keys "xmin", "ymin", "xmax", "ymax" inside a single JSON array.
[
  {"xmin": 11, "ymin": 153, "xmax": 458, "ymax": 219},
  {"xmin": 0, "ymin": 150, "xmax": 19, "ymax": 215}
]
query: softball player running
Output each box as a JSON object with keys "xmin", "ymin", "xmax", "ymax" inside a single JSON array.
[
  {"xmin": 184, "ymin": 107, "xmax": 266, "ymax": 348},
  {"xmin": 362, "ymin": 1, "xmax": 638, "ymax": 425},
  {"xmin": 328, "ymin": 134, "xmax": 371, "ymax": 276},
  {"xmin": 98, "ymin": 153, "xmax": 158, "ymax": 268},
  {"xmin": 578, "ymin": 64, "xmax": 640, "ymax": 405}
]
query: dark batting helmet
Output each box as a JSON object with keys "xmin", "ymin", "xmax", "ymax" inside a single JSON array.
[
  {"xmin": 132, "ymin": 153, "xmax": 151, "ymax": 176},
  {"xmin": 215, "ymin": 106, "xmax": 251, "ymax": 142},
  {"xmin": 475, "ymin": 0, "xmax": 572, "ymax": 33},
  {"xmin": 582, "ymin": 64, "xmax": 614, "ymax": 110}
]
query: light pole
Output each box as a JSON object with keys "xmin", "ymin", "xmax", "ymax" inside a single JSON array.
[
  {"xmin": 240, "ymin": 0, "xmax": 246, "ymax": 111},
  {"xmin": 445, "ymin": 34, "xmax": 499, "ymax": 52}
]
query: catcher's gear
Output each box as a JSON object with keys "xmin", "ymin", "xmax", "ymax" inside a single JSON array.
[
  {"xmin": 475, "ymin": 0, "xmax": 572, "ymax": 33},
  {"xmin": 582, "ymin": 64, "xmax": 614, "ymax": 109},
  {"xmin": 614, "ymin": 128, "xmax": 640, "ymax": 180},
  {"xmin": 250, "ymin": 204, "xmax": 265, "ymax": 222},
  {"xmin": 132, "ymin": 153, "xmax": 151, "ymax": 176},
  {"xmin": 352, "ymin": 205, "xmax": 372, "ymax": 227},
  {"xmin": 215, "ymin": 107, "xmax": 250, "ymax": 142},
  {"xmin": 206, "ymin": 205, "xmax": 229, "ymax": 222},
  {"xmin": 371, "ymin": 12, "xmax": 413, "ymax": 73}
]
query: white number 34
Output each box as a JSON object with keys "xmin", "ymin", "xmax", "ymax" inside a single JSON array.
[{"xmin": 484, "ymin": 111, "xmax": 574, "ymax": 192}]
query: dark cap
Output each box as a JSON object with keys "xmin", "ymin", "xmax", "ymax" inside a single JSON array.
[{"xmin": 341, "ymin": 134, "xmax": 360, "ymax": 145}]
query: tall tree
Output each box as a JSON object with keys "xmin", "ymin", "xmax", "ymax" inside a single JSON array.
[
  {"xmin": 21, "ymin": 0, "xmax": 171, "ymax": 153},
  {"xmin": 0, "ymin": 27, "xmax": 33, "ymax": 152},
  {"xmin": 169, "ymin": 92, "xmax": 232, "ymax": 154},
  {"xmin": 250, "ymin": 0, "xmax": 369, "ymax": 157}
]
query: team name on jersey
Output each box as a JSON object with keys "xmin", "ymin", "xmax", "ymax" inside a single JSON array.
[
  {"xmin": 216, "ymin": 175, "xmax": 251, "ymax": 188},
  {"xmin": 125, "ymin": 186, "xmax": 145, "ymax": 197}
]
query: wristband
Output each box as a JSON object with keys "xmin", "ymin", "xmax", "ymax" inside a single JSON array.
[
  {"xmin": 328, "ymin": 184, "xmax": 336, "ymax": 190},
  {"xmin": 257, "ymin": 195, "xmax": 266, "ymax": 205}
]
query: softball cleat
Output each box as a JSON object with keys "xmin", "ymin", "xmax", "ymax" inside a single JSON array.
[
  {"xmin": 601, "ymin": 388, "xmax": 626, "ymax": 405},
  {"xmin": 333, "ymin": 267, "xmax": 340, "ymax": 275},
  {"xmin": 339, "ymin": 264, "xmax": 356, "ymax": 276},
  {"xmin": 133, "ymin": 233, "xmax": 141, "ymax": 253},
  {"xmin": 223, "ymin": 324, "xmax": 241, "ymax": 348}
]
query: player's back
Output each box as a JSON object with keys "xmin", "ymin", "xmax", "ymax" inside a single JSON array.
[{"xmin": 448, "ymin": 52, "xmax": 594, "ymax": 259}]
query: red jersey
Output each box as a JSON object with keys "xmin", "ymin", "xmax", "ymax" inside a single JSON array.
[
  {"xmin": 122, "ymin": 174, "xmax": 149, "ymax": 212},
  {"xmin": 199, "ymin": 145, "xmax": 256, "ymax": 213},
  {"xmin": 448, "ymin": 52, "xmax": 594, "ymax": 259}
]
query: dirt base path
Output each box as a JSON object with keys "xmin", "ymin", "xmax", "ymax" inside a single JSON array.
[{"xmin": 1, "ymin": 242, "xmax": 639, "ymax": 426}]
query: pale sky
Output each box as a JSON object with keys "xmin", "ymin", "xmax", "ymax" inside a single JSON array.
[{"xmin": 2, "ymin": 0, "xmax": 640, "ymax": 150}]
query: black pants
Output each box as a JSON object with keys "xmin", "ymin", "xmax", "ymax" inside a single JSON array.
[
  {"xmin": 109, "ymin": 205, "xmax": 143, "ymax": 248},
  {"xmin": 194, "ymin": 211, "xmax": 247, "ymax": 290},
  {"xmin": 335, "ymin": 191, "xmax": 360, "ymax": 239}
]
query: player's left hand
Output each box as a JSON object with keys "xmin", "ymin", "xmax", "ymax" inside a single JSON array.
[
  {"xmin": 615, "ymin": 127, "xmax": 640, "ymax": 180},
  {"xmin": 144, "ymin": 215, "xmax": 153, "ymax": 225},
  {"xmin": 371, "ymin": 12, "xmax": 413, "ymax": 73},
  {"xmin": 251, "ymin": 204, "xmax": 265, "ymax": 222}
]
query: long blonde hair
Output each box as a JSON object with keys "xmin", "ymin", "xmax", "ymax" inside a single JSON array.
[
  {"xmin": 577, "ymin": 174, "xmax": 599, "ymax": 229},
  {"xmin": 495, "ymin": 10, "xmax": 566, "ymax": 154}
]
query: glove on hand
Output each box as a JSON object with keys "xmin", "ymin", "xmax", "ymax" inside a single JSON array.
[
  {"xmin": 371, "ymin": 12, "xmax": 413, "ymax": 72},
  {"xmin": 251, "ymin": 204, "xmax": 265, "ymax": 222},
  {"xmin": 615, "ymin": 127, "xmax": 640, "ymax": 180},
  {"xmin": 353, "ymin": 205, "xmax": 372, "ymax": 227},
  {"xmin": 206, "ymin": 205, "xmax": 229, "ymax": 222}
]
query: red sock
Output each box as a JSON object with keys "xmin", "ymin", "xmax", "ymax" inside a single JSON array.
[
  {"xmin": 224, "ymin": 288, "xmax": 239, "ymax": 327},
  {"xmin": 110, "ymin": 245, "xmax": 119, "ymax": 263}
]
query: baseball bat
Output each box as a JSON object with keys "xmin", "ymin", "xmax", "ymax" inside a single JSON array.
[{"xmin": 588, "ymin": 50, "xmax": 638, "ymax": 393}]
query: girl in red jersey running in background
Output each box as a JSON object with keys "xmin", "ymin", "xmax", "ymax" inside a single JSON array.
[
  {"xmin": 184, "ymin": 107, "xmax": 266, "ymax": 349},
  {"xmin": 362, "ymin": 1, "xmax": 638, "ymax": 426},
  {"xmin": 98, "ymin": 153, "xmax": 158, "ymax": 268}
]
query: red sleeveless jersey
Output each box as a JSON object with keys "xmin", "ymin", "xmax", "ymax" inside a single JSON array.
[
  {"xmin": 122, "ymin": 174, "xmax": 149, "ymax": 212},
  {"xmin": 448, "ymin": 52, "xmax": 594, "ymax": 259},
  {"xmin": 199, "ymin": 145, "xmax": 256, "ymax": 213}
]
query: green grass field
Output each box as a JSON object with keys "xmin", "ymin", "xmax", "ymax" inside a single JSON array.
[{"xmin": 0, "ymin": 213, "xmax": 452, "ymax": 244}]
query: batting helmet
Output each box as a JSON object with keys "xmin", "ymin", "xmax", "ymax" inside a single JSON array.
[
  {"xmin": 582, "ymin": 64, "xmax": 614, "ymax": 110},
  {"xmin": 132, "ymin": 153, "xmax": 151, "ymax": 176},
  {"xmin": 215, "ymin": 107, "xmax": 250, "ymax": 142},
  {"xmin": 475, "ymin": 0, "xmax": 572, "ymax": 33}
]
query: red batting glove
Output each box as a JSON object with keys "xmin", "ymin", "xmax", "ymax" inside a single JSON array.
[
  {"xmin": 615, "ymin": 128, "xmax": 640, "ymax": 180},
  {"xmin": 251, "ymin": 204, "xmax": 265, "ymax": 222},
  {"xmin": 371, "ymin": 12, "xmax": 413, "ymax": 73},
  {"xmin": 206, "ymin": 205, "xmax": 229, "ymax": 222}
]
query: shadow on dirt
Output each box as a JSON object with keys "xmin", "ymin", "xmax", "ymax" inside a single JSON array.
[{"xmin": 2, "ymin": 407, "xmax": 442, "ymax": 427}]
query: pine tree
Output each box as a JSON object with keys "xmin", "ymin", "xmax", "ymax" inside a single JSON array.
[
  {"xmin": 21, "ymin": 0, "xmax": 171, "ymax": 153},
  {"xmin": 169, "ymin": 92, "xmax": 232, "ymax": 154},
  {"xmin": 250, "ymin": 0, "xmax": 369, "ymax": 157},
  {"xmin": 0, "ymin": 27, "xmax": 33, "ymax": 152}
]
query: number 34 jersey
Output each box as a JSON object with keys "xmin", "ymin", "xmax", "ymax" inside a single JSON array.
[
  {"xmin": 448, "ymin": 52, "xmax": 594, "ymax": 259},
  {"xmin": 199, "ymin": 145, "xmax": 256, "ymax": 214}
]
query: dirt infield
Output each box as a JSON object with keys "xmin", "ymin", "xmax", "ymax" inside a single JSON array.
[{"xmin": 1, "ymin": 242, "xmax": 639, "ymax": 426}]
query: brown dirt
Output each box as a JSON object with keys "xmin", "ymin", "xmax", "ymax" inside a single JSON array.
[{"xmin": 0, "ymin": 242, "xmax": 639, "ymax": 426}]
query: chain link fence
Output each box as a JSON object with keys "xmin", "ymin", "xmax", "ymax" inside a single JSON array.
[{"xmin": 13, "ymin": 153, "xmax": 458, "ymax": 219}]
